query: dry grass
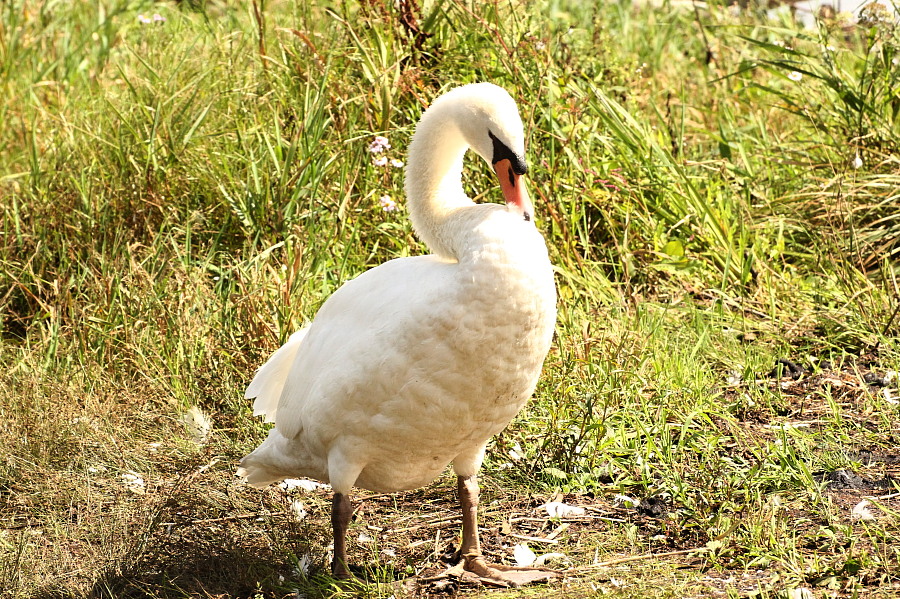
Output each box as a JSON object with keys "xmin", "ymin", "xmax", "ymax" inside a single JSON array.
[{"xmin": 3, "ymin": 349, "xmax": 898, "ymax": 597}]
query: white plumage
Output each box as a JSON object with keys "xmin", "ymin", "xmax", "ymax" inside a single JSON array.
[{"xmin": 238, "ymin": 82, "xmax": 558, "ymax": 586}]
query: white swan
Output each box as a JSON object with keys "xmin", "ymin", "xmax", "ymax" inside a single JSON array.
[{"xmin": 238, "ymin": 82, "xmax": 557, "ymax": 586}]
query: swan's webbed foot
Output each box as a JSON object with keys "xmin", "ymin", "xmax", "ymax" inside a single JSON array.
[
  {"xmin": 461, "ymin": 553, "xmax": 561, "ymax": 587},
  {"xmin": 421, "ymin": 553, "xmax": 560, "ymax": 588}
]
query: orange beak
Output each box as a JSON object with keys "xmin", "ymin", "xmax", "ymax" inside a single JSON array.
[{"xmin": 493, "ymin": 158, "xmax": 534, "ymax": 222}]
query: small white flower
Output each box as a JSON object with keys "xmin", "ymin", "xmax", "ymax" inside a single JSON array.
[
  {"xmin": 379, "ymin": 195, "xmax": 398, "ymax": 212},
  {"xmin": 372, "ymin": 155, "xmax": 388, "ymax": 166},
  {"xmin": 390, "ymin": 158, "xmax": 404, "ymax": 168},
  {"xmin": 368, "ymin": 136, "xmax": 390, "ymax": 153},
  {"xmin": 152, "ymin": 13, "xmax": 166, "ymax": 22},
  {"xmin": 852, "ymin": 153, "xmax": 863, "ymax": 169},
  {"xmin": 534, "ymin": 40, "xmax": 546, "ymax": 51},
  {"xmin": 826, "ymin": 44, "xmax": 837, "ymax": 52},
  {"xmin": 137, "ymin": 14, "xmax": 152, "ymax": 24},
  {"xmin": 788, "ymin": 71, "xmax": 803, "ymax": 82}
]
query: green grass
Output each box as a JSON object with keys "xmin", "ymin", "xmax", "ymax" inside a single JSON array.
[{"xmin": 2, "ymin": 0, "xmax": 899, "ymax": 597}]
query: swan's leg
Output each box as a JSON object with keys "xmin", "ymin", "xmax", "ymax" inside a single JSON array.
[
  {"xmin": 331, "ymin": 492, "xmax": 353, "ymax": 579},
  {"xmin": 457, "ymin": 474, "xmax": 482, "ymax": 558},
  {"xmin": 454, "ymin": 474, "xmax": 560, "ymax": 587},
  {"xmin": 327, "ymin": 448, "xmax": 366, "ymax": 579}
]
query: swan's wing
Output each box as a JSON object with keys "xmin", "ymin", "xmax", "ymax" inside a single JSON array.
[
  {"xmin": 273, "ymin": 255, "xmax": 455, "ymax": 440},
  {"xmin": 245, "ymin": 328, "xmax": 309, "ymax": 423}
]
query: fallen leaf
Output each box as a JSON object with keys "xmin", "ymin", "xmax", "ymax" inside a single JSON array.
[
  {"xmin": 851, "ymin": 499, "xmax": 876, "ymax": 521},
  {"xmin": 541, "ymin": 501, "xmax": 586, "ymax": 518},
  {"xmin": 513, "ymin": 543, "xmax": 536, "ymax": 567}
]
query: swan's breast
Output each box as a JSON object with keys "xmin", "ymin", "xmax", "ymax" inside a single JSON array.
[{"xmin": 349, "ymin": 235, "xmax": 555, "ymax": 492}]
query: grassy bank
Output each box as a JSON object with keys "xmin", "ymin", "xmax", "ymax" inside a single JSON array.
[{"xmin": 1, "ymin": 0, "xmax": 898, "ymax": 597}]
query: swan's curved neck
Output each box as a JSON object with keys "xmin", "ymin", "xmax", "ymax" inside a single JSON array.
[{"xmin": 404, "ymin": 101, "xmax": 473, "ymax": 260}]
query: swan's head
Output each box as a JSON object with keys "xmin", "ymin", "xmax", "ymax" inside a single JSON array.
[
  {"xmin": 449, "ymin": 84, "xmax": 526, "ymax": 169},
  {"xmin": 436, "ymin": 83, "xmax": 534, "ymax": 221}
]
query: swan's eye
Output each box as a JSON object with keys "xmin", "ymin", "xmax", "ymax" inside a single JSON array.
[
  {"xmin": 508, "ymin": 166, "xmax": 515, "ymax": 186},
  {"xmin": 523, "ymin": 211, "xmax": 531, "ymax": 222},
  {"xmin": 489, "ymin": 130, "xmax": 527, "ymax": 174}
]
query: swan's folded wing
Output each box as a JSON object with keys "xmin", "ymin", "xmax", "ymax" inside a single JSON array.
[
  {"xmin": 272, "ymin": 255, "xmax": 455, "ymax": 440},
  {"xmin": 245, "ymin": 328, "xmax": 309, "ymax": 423}
]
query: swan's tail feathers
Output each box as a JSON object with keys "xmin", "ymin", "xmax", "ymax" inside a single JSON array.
[
  {"xmin": 235, "ymin": 459, "xmax": 284, "ymax": 489},
  {"xmin": 245, "ymin": 327, "xmax": 309, "ymax": 423},
  {"xmin": 236, "ymin": 430, "xmax": 289, "ymax": 488},
  {"xmin": 237, "ymin": 429, "xmax": 322, "ymax": 489}
]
